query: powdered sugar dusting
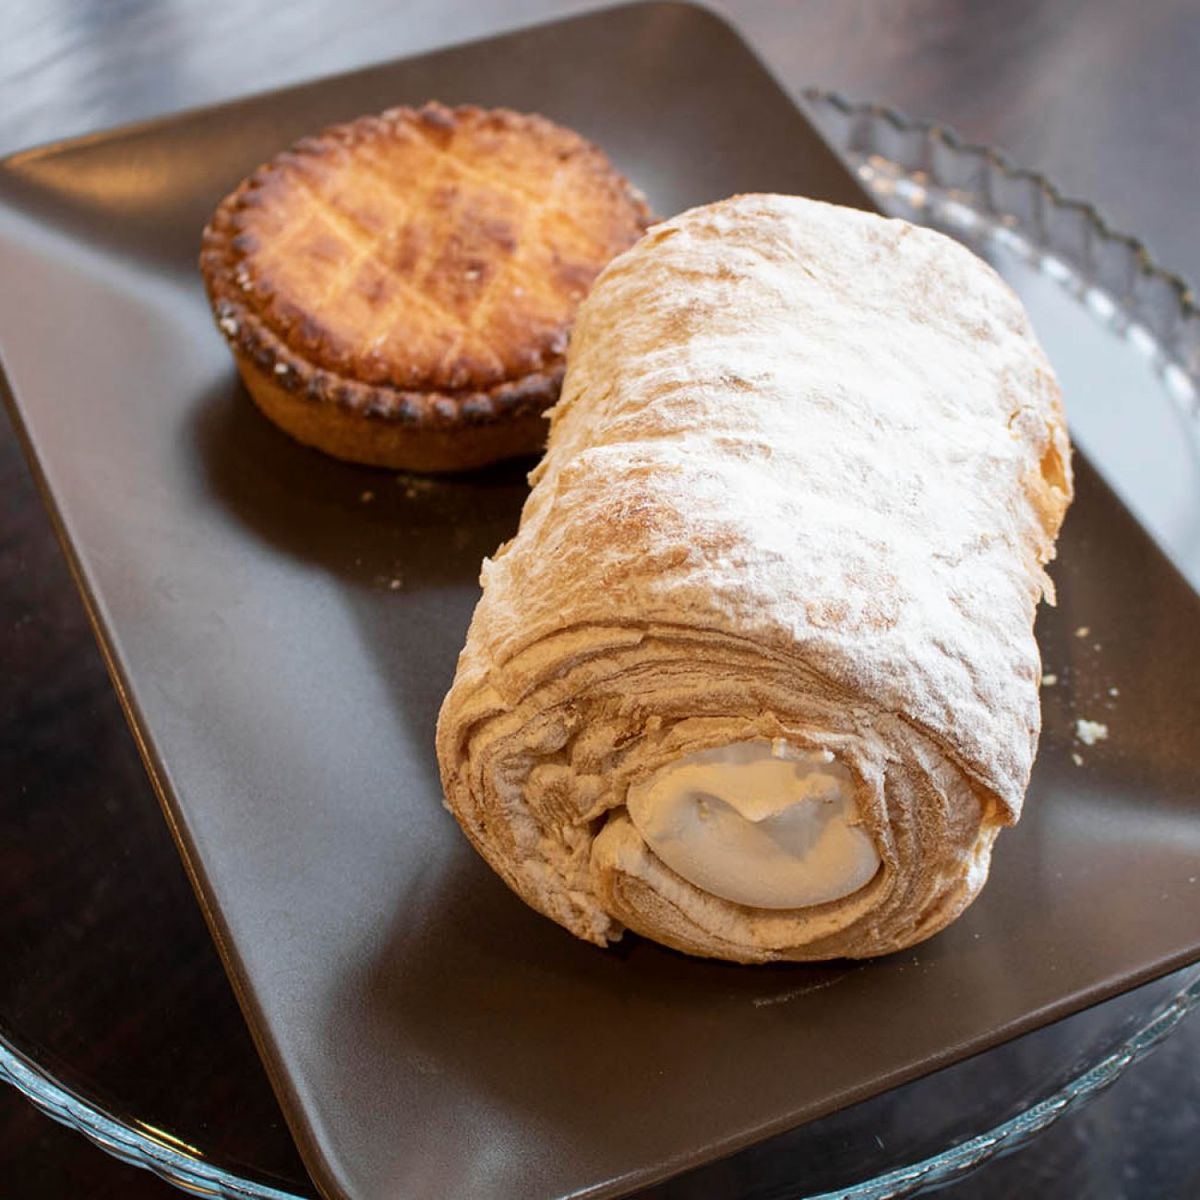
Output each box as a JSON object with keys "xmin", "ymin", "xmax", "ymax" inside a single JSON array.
[{"xmin": 438, "ymin": 194, "xmax": 1072, "ymax": 961}]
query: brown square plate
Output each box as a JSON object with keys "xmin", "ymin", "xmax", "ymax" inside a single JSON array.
[{"xmin": 2, "ymin": 5, "xmax": 1199, "ymax": 1198}]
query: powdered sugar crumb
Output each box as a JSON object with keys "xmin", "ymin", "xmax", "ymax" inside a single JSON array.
[
  {"xmin": 752, "ymin": 974, "xmax": 844, "ymax": 1006},
  {"xmin": 1075, "ymin": 718, "xmax": 1109, "ymax": 746}
]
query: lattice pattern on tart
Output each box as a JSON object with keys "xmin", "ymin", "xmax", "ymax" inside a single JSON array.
[{"xmin": 201, "ymin": 102, "xmax": 651, "ymax": 412}]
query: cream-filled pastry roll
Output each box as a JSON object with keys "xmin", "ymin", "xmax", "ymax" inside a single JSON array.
[{"xmin": 436, "ymin": 194, "xmax": 1072, "ymax": 962}]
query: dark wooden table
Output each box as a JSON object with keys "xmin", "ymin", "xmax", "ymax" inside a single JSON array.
[{"xmin": 2, "ymin": 2, "xmax": 1198, "ymax": 1197}]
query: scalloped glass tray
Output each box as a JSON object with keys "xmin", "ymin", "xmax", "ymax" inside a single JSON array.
[{"xmin": 2, "ymin": 64, "xmax": 1200, "ymax": 1200}]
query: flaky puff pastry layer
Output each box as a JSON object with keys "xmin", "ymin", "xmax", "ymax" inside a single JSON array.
[{"xmin": 437, "ymin": 194, "xmax": 1073, "ymax": 962}]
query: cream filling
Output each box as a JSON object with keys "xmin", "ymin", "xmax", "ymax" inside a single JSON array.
[{"xmin": 625, "ymin": 739, "xmax": 880, "ymax": 909}]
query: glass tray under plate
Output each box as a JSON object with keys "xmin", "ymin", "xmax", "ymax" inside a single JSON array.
[{"xmin": 2, "ymin": 92, "xmax": 1199, "ymax": 1200}]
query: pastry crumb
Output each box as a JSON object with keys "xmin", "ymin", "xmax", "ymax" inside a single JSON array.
[
  {"xmin": 1074, "ymin": 625, "xmax": 1090, "ymax": 638},
  {"xmin": 397, "ymin": 474, "xmax": 435, "ymax": 500},
  {"xmin": 1108, "ymin": 686, "xmax": 1120, "ymax": 697},
  {"xmin": 1072, "ymin": 752, "xmax": 1084, "ymax": 766},
  {"xmin": 1075, "ymin": 718, "xmax": 1108, "ymax": 746},
  {"xmin": 1041, "ymin": 673, "xmax": 1058, "ymax": 687},
  {"xmin": 388, "ymin": 576, "xmax": 404, "ymax": 590},
  {"xmin": 360, "ymin": 490, "xmax": 375, "ymax": 503}
]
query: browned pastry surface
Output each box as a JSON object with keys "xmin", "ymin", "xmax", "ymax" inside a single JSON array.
[{"xmin": 200, "ymin": 101, "xmax": 651, "ymax": 470}]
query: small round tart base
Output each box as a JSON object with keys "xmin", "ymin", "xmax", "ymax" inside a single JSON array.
[{"xmin": 232, "ymin": 349, "xmax": 556, "ymax": 472}]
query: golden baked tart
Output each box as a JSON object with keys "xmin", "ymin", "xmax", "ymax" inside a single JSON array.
[{"xmin": 200, "ymin": 102, "xmax": 652, "ymax": 471}]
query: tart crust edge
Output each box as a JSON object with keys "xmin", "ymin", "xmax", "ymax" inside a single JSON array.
[{"xmin": 197, "ymin": 100, "xmax": 654, "ymax": 471}]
